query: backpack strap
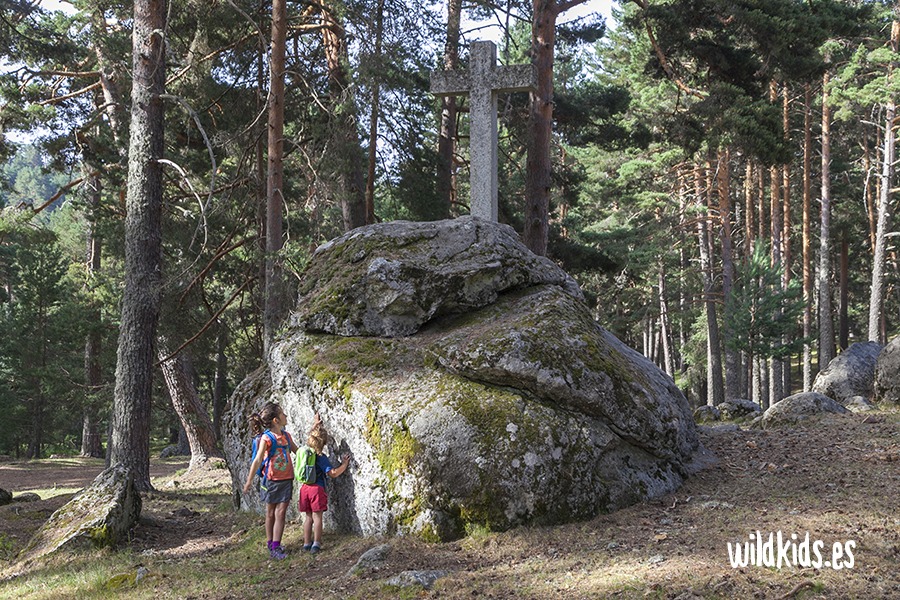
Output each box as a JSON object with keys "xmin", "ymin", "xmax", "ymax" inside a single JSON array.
[{"xmin": 259, "ymin": 430, "xmax": 279, "ymax": 479}]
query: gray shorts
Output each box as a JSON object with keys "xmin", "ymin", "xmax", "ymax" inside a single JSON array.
[{"xmin": 260, "ymin": 478, "xmax": 293, "ymax": 504}]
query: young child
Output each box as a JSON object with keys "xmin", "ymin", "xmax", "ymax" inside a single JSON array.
[
  {"xmin": 298, "ymin": 414, "xmax": 350, "ymax": 554},
  {"xmin": 243, "ymin": 402, "xmax": 298, "ymax": 560}
]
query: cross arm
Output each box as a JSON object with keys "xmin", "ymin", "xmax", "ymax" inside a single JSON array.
[{"xmin": 431, "ymin": 71, "xmax": 472, "ymax": 96}]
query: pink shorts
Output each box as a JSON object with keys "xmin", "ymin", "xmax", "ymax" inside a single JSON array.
[{"xmin": 298, "ymin": 484, "xmax": 328, "ymax": 513}]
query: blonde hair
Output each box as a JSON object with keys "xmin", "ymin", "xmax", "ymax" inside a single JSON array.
[{"xmin": 307, "ymin": 422, "xmax": 327, "ymax": 454}]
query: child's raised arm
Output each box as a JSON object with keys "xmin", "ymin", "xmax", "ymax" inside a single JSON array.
[
  {"xmin": 327, "ymin": 453, "xmax": 352, "ymax": 478},
  {"xmin": 243, "ymin": 442, "xmax": 266, "ymax": 493}
]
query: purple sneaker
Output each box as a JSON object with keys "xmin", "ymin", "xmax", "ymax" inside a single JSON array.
[{"xmin": 270, "ymin": 545, "xmax": 288, "ymax": 560}]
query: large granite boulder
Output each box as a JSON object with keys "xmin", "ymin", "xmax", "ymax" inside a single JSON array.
[
  {"xmin": 15, "ymin": 464, "xmax": 141, "ymax": 565},
  {"xmin": 761, "ymin": 392, "xmax": 849, "ymax": 429},
  {"xmin": 224, "ymin": 218, "xmax": 701, "ymax": 541},
  {"xmin": 812, "ymin": 341, "xmax": 882, "ymax": 404},
  {"xmin": 874, "ymin": 336, "xmax": 900, "ymax": 404}
]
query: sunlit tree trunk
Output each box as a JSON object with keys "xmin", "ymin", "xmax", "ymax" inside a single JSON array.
[
  {"xmin": 868, "ymin": 20, "xmax": 898, "ymax": 344},
  {"xmin": 819, "ymin": 69, "xmax": 836, "ymax": 369}
]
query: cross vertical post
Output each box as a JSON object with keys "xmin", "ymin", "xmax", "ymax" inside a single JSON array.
[{"xmin": 430, "ymin": 41, "xmax": 536, "ymax": 221}]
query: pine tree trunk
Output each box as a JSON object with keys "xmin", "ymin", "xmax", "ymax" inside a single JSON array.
[
  {"xmin": 868, "ymin": 23, "xmax": 897, "ymax": 343},
  {"xmin": 109, "ymin": 0, "xmax": 166, "ymax": 492},
  {"xmin": 658, "ymin": 262, "xmax": 675, "ymax": 377},
  {"xmin": 524, "ymin": 0, "xmax": 560, "ymax": 256},
  {"xmin": 802, "ymin": 84, "xmax": 814, "ymax": 390},
  {"xmin": 264, "ymin": 0, "xmax": 287, "ymax": 354},
  {"xmin": 81, "ymin": 169, "xmax": 104, "ymax": 459},
  {"xmin": 697, "ymin": 162, "xmax": 725, "ymax": 406},
  {"xmin": 364, "ymin": 0, "xmax": 384, "ymax": 225},
  {"xmin": 782, "ymin": 86, "xmax": 792, "ymax": 397},
  {"xmin": 437, "ymin": 0, "xmax": 462, "ymax": 218},
  {"xmin": 769, "ymin": 82, "xmax": 784, "ymax": 404},
  {"xmin": 819, "ymin": 70, "xmax": 836, "ymax": 369},
  {"xmin": 158, "ymin": 342, "xmax": 222, "ymax": 470},
  {"xmin": 840, "ymin": 234, "xmax": 850, "ymax": 349},
  {"xmin": 322, "ymin": 3, "xmax": 367, "ymax": 232},
  {"xmin": 718, "ymin": 149, "xmax": 740, "ymax": 401},
  {"xmin": 212, "ymin": 323, "xmax": 228, "ymax": 437}
]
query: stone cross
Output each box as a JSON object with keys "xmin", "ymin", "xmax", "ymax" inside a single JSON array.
[{"xmin": 430, "ymin": 41, "xmax": 536, "ymax": 221}]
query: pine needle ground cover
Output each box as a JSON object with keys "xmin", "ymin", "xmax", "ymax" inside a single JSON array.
[{"xmin": 1, "ymin": 408, "xmax": 898, "ymax": 599}]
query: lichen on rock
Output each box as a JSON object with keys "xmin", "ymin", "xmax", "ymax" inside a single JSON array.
[{"xmin": 224, "ymin": 217, "xmax": 702, "ymax": 540}]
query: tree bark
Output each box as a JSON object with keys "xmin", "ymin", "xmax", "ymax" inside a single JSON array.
[
  {"xmin": 718, "ymin": 149, "xmax": 740, "ymax": 401},
  {"xmin": 868, "ymin": 20, "xmax": 898, "ymax": 343},
  {"xmin": 840, "ymin": 233, "xmax": 850, "ymax": 349},
  {"xmin": 322, "ymin": 2, "xmax": 367, "ymax": 232},
  {"xmin": 437, "ymin": 0, "xmax": 462, "ymax": 218},
  {"xmin": 158, "ymin": 341, "xmax": 222, "ymax": 470},
  {"xmin": 263, "ymin": 0, "xmax": 287, "ymax": 354},
  {"xmin": 819, "ymin": 69, "xmax": 836, "ymax": 369},
  {"xmin": 109, "ymin": 0, "xmax": 166, "ymax": 492},
  {"xmin": 364, "ymin": 0, "xmax": 384, "ymax": 225},
  {"xmin": 81, "ymin": 169, "xmax": 104, "ymax": 458},
  {"xmin": 697, "ymin": 162, "xmax": 724, "ymax": 406},
  {"xmin": 802, "ymin": 84, "xmax": 813, "ymax": 390}
]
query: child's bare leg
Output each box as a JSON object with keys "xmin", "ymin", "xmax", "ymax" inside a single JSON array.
[
  {"xmin": 312, "ymin": 511, "xmax": 324, "ymax": 545},
  {"xmin": 265, "ymin": 503, "xmax": 276, "ymax": 543},
  {"xmin": 273, "ymin": 501, "xmax": 288, "ymax": 544},
  {"xmin": 303, "ymin": 512, "xmax": 313, "ymax": 546}
]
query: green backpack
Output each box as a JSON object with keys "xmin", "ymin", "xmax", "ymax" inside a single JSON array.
[{"xmin": 296, "ymin": 446, "xmax": 318, "ymax": 485}]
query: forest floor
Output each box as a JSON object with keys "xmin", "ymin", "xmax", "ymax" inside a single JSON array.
[{"xmin": 1, "ymin": 407, "xmax": 899, "ymax": 599}]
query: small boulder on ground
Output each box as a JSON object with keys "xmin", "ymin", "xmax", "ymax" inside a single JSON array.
[
  {"xmin": 693, "ymin": 406, "xmax": 721, "ymax": 424},
  {"xmin": 14, "ymin": 464, "xmax": 141, "ymax": 566},
  {"xmin": 845, "ymin": 396, "xmax": 875, "ymax": 413},
  {"xmin": 717, "ymin": 399, "xmax": 762, "ymax": 421},
  {"xmin": 0, "ymin": 488, "xmax": 11, "ymax": 506},
  {"xmin": 813, "ymin": 341, "xmax": 883, "ymax": 404},
  {"xmin": 761, "ymin": 392, "xmax": 849, "ymax": 429},
  {"xmin": 874, "ymin": 335, "xmax": 900, "ymax": 404}
]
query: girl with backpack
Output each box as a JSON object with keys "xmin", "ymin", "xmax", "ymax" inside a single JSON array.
[
  {"xmin": 243, "ymin": 402, "xmax": 298, "ymax": 560},
  {"xmin": 297, "ymin": 414, "xmax": 350, "ymax": 554}
]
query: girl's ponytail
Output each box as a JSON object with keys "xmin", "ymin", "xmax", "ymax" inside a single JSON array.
[{"xmin": 247, "ymin": 413, "xmax": 264, "ymax": 437}]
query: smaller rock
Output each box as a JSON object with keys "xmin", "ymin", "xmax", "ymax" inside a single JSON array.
[
  {"xmin": 699, "ymin": 500, "xmax": 734, "ymax": 510},
  {"xmin": 648, "ymin": 554, "xmax": 666, "ymax": 565},
  {"xmin": 813, "ymin": 341, "xmax": 882, "ymax": 404},
  {"xmin": 693, "ymin": 405, "xmax": 721, "ymax": 424},
  {"xmin": 761, "ymin": 392, "xmax": 849, "ymax": 429},
  {"xmin": 14, "ymin": 493, "xmax": 41, "ymax": 503},
  {"xmin": 384, "ymin": 570, "xmax": 449, "ymax": 590},
  {"xmin": 717, "ymin": 399, "xmax": 762, "ymax": 421},
  {"xmin": 347, "ymin": 543, "xmax": 391, "ymax": 576},
  {"xmin": 844, "ymin": 396, "xmax": 875, "ymax": 413},
  {"xmin": 0, "ymin": 488, "xmax": 11, "ymax": 506}
]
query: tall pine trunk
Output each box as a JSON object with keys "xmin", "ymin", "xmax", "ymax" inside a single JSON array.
[
  {"xmin": 802, "ymin": 84, "xmax": 814, "ymax": 390},
  {"xmin": 437, "ymin": 0, "xmax": 462, "ymax": 218},
  {"xmin": 868, "ymin": 20, "xmax": 898, "ymax": 343},
  {"xmin": 81, "ymin": 170, "xmax": 104, "ymax": 458},
  {"xmin": 819, "ymin": 70, "xmax": 836, "ymax": 369},
  {"xmin": 109, "ymin": 0, "xmax": 166, "ymax": 492},
  {"xmin": 263, "ymin": 0, "xmax": 287, "ymax": 354},
  {"xmin": 364, "ymin": 0, "xmax": 384, "ymax": 225},
  {"xmin": 718, "ymin": 149, "xmax": 740, "ymax": 401},
  {"xmin": 697, "ymin": 162, "xmax": 724, "ymax": 406},
  {"xmin": 322, "ymin": 2, "xmax": 367, "ymax": 232}
]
